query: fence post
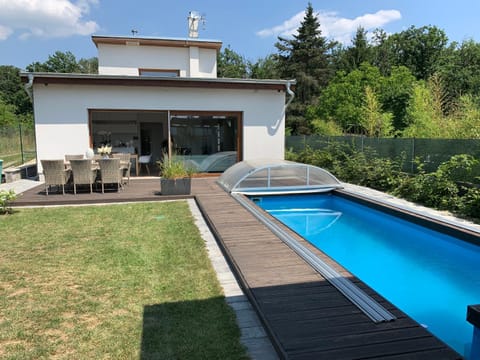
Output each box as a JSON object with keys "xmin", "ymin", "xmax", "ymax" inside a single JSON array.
[
  {"xmin": 19, "ymin": 123, "xmax": 25, "ymax": 164},
  {"xmin": 411, "ymin": 138, "xmax": 415, "ymax": 174}
]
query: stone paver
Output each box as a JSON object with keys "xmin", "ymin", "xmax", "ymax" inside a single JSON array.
[
  {"xmin": 0, "ymin": 179, "xmax": 41, "ymax": 193},
  {"xmin": 342, "ymin": 182, "xmax": 480, "ymax": 234}
]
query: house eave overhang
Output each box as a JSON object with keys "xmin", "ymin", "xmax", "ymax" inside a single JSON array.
[
  {"xmin": 92, "ymin": 35, "xmax": 223, "ymax": 51},
  {"xmin": 20, "ymin": 73, "xmax": 296, "ymax": 92}
]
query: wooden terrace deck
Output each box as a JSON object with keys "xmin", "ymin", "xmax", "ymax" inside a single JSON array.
[{"xmin": 12, "ymin": 178, "xmax": 463, "ymax": 359}]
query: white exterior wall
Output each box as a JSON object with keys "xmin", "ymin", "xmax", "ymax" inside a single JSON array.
[
  {"xmin": 189, "ymin": 47, "xmax": 199, "ymax": 77},
  {"xmin": 97, "ymin": 43, "xmax": 217, "ymax": 78},
  {"xmin": 33, "ymin": 84, "xmax": 285, "ymax": 172},
  {"xmin": 199, "ymin": 48, "xmax": 217, "ymax": 76}
]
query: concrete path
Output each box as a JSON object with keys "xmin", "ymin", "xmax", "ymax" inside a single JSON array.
[{"xmin": 0, "ymin": 179, "xmax": 41, "ymax": 194}]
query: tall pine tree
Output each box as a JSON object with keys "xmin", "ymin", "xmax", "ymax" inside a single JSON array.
[
  {"xmin": 275, "ymin": 2, "xmax": 333, "ymax": 134},
  {"xmin": 344, "ymin": 27, "xmax": 371, "ymax": 71}
]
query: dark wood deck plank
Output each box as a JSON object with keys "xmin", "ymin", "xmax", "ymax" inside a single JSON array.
[
  {"xmin": 12, "ymin": 177, "xmax": 463, "ymax": 359},
  {"xmin": 289, "ymin": 336, "xmax": 450, "ymax": 360}
]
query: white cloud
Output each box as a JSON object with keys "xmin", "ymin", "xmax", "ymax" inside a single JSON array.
[
  {"xmin": 256, "ymin": 11, "xmax": 305, "ymax": 38},
  {"xmin": 257, "ymin": 9, "xmax": 401, "ymax": 44},
  {"xmin": 0, "ymin": 24, "xmax": 13, "ymax": 40},
  {"xmin": 0, "ymin": 0, "xmax": 99, "ymax": 41}
]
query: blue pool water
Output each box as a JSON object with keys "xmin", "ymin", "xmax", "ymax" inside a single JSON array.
[{"xmin": 254, "ymin": 193, "xmax": 480, "ymax": 357}]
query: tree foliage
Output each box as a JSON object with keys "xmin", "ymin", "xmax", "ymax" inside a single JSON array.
[
  {"xmin": 402, "ymin": 77, "xmax": 480, "ymax": 139},
  {"xmin": 360, "ymin": 86, "xmax": 394, "ymax": 137},
  {"xmin": 371, "ymin": 28, "xmax": 393, "ymax": 76},
  {"xmin": 0, "ymin": 65, "xmax": 33, "ymax": 123},
  {"xmin": 403, "ymin": 82, "xmax": 444, "ymax": 138},
  {"xmin": 452, "ymin": 95, "xmax": 480, "ymax": 138},
  {"xmin": 436, "ymin": 39, "xmax": 480, "ymax": 106},
  {"xmin": 217, "ymin": 46, "xmax": 248, "ymax": 78},
  {"xmin": 248, "ymin": 54, "xmax": 280, "ymax": 79},
  {"xmin": 336, "ymin": 26, "xmax": 372, "ymax": 73},
  {"xmin": 380, "ymin": 66, "xmax": 417, "ymax": 130},
  {"xmin": 313, "ymin": 63, "xmax": 384, "ymax": 131},
  {"xmin": 0, "ymin": 98, "xmax": 18, "ymax": 126},
  {"xmin": 388, "ymin": 25, "xmax": 448, "ymax": 80},
  {"xmin": 275, "ymin": 2, "xmax": 334, "ymax": 134},
  {"xmin": 26, "ymin": 51, "xmax": 98, "ymax": 74}
]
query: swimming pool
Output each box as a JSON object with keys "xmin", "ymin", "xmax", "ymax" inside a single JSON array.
[{"xmin": 253, "ymin": 192, "xmax": 480, "ymax": 357}]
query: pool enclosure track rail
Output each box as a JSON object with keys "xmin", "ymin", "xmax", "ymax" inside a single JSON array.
[{"xmin": 232, "ymin": 192, "xmax": 396, "ymax": 324}]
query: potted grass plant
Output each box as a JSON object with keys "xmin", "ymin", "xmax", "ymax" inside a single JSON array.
[{"xmin": 157, "ymin": 155, "xmax": 195, "ymax": 195}]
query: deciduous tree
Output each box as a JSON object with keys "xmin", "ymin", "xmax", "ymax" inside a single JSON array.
[
  {"xmin": 0, "ymin": 65, "xmax": 32, "ymax": 117},
  {"xmin": 217, "ymin": 46, "xmax": 248, "ymax": 78},
  {"xmin": 26, "ymin": 51, "xmax": 98, "ymax": 74},
  {"xmin": 313, "ymin": 63, "xmax": 383, "ymax": 132},
  {"xmin": 248, "ymin": 55, "xmax": 280, "ymax": 79},
  {"xmin": 389, "ymin": 25, "xmax": 448, "ymax": 80},
  {"xmin": 360, "ymin": 86, "xmax": 394, "ymax": 137}
]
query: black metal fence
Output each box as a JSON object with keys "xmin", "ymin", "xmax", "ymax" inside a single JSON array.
[
  {"xmin": 286, "ymin": 135, "xmax": 480, "ymax": 174},
  {"xmin": 0, "ymin": 124, "xmax": 36, "ymax": 168}
]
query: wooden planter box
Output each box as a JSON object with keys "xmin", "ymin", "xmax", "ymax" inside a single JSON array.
[{"xmin": 160, "ymin": 177, "xmax": 192, "ymax": 195}]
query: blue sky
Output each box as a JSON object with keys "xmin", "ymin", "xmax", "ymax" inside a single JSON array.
[{"xmin": 1, "ymin": 0, "xmax": 480, "ymax": 70}]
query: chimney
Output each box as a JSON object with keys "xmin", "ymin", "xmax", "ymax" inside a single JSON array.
[{"xmin": 188, "ymin": 11, "xmax": 201, "ymax": 38}]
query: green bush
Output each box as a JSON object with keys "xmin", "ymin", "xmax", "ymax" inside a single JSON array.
[
  {"xmin": 0, "ymin": 190, "xmax": 17, "ymax": 214},
  {"xmin": 288, "ymin": 145, "xmax": 480, "ymax": 222},
  {"xmin": 394, "ymin": 170, "xmax": 460, "ymax": 210},
  {"xmin": 290, "ymin": 143, "xmax": 404, "ymax": 192},
  {"xmin": 459, "ymin": 186, "xmax": 480, "ymax": 219},
  {"xmin": 394, "ymin": 155, "xmax": 478, "ymax": 211}
]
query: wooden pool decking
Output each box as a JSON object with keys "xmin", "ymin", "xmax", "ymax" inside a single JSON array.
[{"xmin": 12, "ymin": 178, "xmax": 463, "ymax": 359}]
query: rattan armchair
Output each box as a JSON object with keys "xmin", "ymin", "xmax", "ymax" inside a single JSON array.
[
  {"xmin": 98, "ymin": 158, "xmax": 123, "ymax": 193},
  {"xmin": 112, "ymin": 153, "xmax": 131, "ymax": 185},
  {"xmin": 70, "ymin": 159, "xmax": 97, "ymax": 194},
  {"xmin": 64, "ymin": 154, "xmax": 84, "ymax": 170},
  {"xmin": 41, "ymin": 159, "xmax": 71, "ymax": 195}
]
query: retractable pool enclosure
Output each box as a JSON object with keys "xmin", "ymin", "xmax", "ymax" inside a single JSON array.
[
  {"xmin": 218, "ymin": 160, "xmax": 395, "ymax": 323},
  {"xmin": 217, "ymin": 159, "xmax": 343, "ymax": 195}
]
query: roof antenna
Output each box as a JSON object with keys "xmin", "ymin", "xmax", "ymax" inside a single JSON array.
[
  {"xmin": 131, "ymin": 29, "xmax": 138, "ymax": 37},
  {"xmin": 188, "ymin": 11, "xmax": 206, "ymax": 38}
]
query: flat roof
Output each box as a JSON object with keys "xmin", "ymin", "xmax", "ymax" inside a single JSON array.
[
  {"xmin": 20, "ymin": 72, "xmax": 295, "ymax": 91},
  {"xmin": 92, "ymin": 35, "xmax": 222, "ymax": 50}
]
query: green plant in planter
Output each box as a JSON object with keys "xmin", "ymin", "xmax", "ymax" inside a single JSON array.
[
  {"xmin": 157, "ymin": 155, "xmax": 195, "ymax": 195},
  {"xmin": 157, "ymin": 157, "xmax": 194, "ymax": 179}
]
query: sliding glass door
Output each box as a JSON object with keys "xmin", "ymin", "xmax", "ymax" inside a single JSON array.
[
  {"xmin": 170, "ymin": 112, "xmax": 241, "ymax": 172},
  {"xmin": 89, "ymin": 110, "xmax": 241, "ymax": 174}
]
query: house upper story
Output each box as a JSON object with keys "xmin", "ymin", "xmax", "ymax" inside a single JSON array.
[{"xmin": 92, "ymin": 35, "xmax": 222, "ymax": 78}]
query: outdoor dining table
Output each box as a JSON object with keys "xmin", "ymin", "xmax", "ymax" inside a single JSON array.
[{"xmin": 64, "ymin": 155, "xmax": 138, "ymax": 175}]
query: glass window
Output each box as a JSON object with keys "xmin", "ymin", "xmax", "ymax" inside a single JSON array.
[
  {"xmin": 139, "ymin": 69, "xmax": 180, "ymax": 77},
  {"xmin": 170, "ymin": 114, "xmax": 239, "ymax": 172}
]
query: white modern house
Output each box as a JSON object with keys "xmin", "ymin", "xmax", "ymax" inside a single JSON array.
[{"xmin": 22, "ymin": 26, "xmax": 294, "ymax": 175}]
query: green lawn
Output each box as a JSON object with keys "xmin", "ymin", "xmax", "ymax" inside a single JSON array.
[{"xmin": 0, "ymin": 201, "xmax": 248, "ymax": 359}]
